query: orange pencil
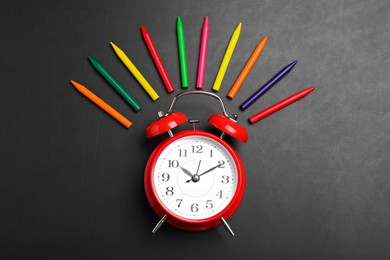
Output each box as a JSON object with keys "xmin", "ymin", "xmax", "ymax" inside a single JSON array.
[
  {"xmin": 71, "ymin": 80, "xmax": 132, "ymax": 128},
  {"xmin": 227, "ymin": 36, "xmax": 268, "ymax": 99}
]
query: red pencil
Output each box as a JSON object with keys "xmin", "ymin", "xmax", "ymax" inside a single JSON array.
[
  {"xmin": 248, "ymin": 86, "xmax": 315, "ymax": 124},
  {"xmin": 141, "ymin": 26, "xmax": 174, "ymax": 93}
]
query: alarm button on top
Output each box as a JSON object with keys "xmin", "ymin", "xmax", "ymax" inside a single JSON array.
[
  {"xmin": 208, "ymin": 114, "xmax": 248, "ymax": 143},
  {"xmin": 146, "ymin": 112, "xmax": 188, "ymax": 138}
]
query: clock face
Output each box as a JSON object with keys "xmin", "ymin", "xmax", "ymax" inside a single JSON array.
[{"xmin": 152, "ymin": 135, "xmax": 238, "ymax": 220}]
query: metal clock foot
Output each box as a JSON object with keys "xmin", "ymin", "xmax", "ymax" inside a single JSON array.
[
  {"xmin": 220, "ymin": 217, "xmax": 235, "ymax": 237},
  {"xmin": 152, "ymin": 214, "xmax": 168, "ymax": 234}
]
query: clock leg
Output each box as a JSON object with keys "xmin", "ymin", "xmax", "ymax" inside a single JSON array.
[
  {"xmin": 220, "ymin": 217, "xmax": 235, "ymax": 237},
  {"xmin": 152, "ymin": 214, "xmax": 168, "ymax": 234}
]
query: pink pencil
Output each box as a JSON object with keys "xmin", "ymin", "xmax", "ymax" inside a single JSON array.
[{"xmin": 196, "ymin": 16, "xmax": 209, "ymax": 89}]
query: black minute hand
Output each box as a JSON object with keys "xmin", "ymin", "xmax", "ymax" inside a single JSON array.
[{"xmin": 198, "ymin": 163, "xmax": 223, "ymax": 177}]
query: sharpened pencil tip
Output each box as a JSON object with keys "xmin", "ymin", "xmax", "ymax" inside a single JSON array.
[
  {"xmin": 70, "ymin": 80, "xmax": 80, "ymax": 89},
  {"xmin": 140, "ymin": 26, "xmax": 147, "ymax": 34}
]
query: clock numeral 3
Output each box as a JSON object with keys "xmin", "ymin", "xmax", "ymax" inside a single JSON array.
[
  {"xmin": 166, "ymin": 186, "xmax": 174, "ymax": 196},
  {"xmin": 221, "ymin": 175, "xmax": 230, "ymax": 184}
]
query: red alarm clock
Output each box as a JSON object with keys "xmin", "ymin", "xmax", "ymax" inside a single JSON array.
[{"xmin": 144, "ymin": 91, "xmax": 248, "ymax": 236}]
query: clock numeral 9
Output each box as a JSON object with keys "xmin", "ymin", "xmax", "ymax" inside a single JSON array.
[
  {"xmin": 191, "ymin": 145, "xmax": 203, "ymax": 153},
  {"xmin": 221, "ymin": 175, "xmax": 230, "ymax": 184},
  {"xmin": 206, "ymin": 200, "xmax": 213, "ymax": 209},
  {"xmin": 191, "ymin": 203, "xmax": 199, "ymax": 213},
  {"xmin": 166, "ymin": 186, "xmax": 174, "ymax": 196},
  {"xmin": 168, "ymin": 160, "xmax": 179, "ymax": 168},
  {"xmin": 162, "ymin": 173, "xmax": 170, "ymax": 182}
]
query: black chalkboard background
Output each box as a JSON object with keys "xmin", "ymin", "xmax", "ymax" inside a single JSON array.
[{"xmin": 1, "ymin": 0, "xmax": 390, "ymax": 259}]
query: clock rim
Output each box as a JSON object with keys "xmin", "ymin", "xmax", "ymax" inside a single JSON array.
[{"xmin": 144, "ymin": 130, "xmax": 246, "ymax": 231}]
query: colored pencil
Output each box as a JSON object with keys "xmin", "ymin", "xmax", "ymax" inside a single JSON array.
[
  {"xmin": 71, "ymin": 80, "xmax": 132, "ymax": 128},
  {"xmin": 212, "ymin": 22, "xmax": 242, "ymax": 92},
  {"xmin": 196, "ymin": 16, "xmax": 209, "ymax": 89},
  {"xmin": 248, "ymin": 86, "xmax": 315, "ymax": 124},
  {"xmin": 240, "ymin": 60, "xmax": 298, "ymax": 111},
  {"xmin": 110, "ymin": 42, "xmax": 159, "ymax": 101},
  {"xmin": 88, "ymin": 55, "xmax": 141, "ymax": 112},
  {"xmin": 227, "ymin": 36, "xmax": 268, "ymax": 99},
  {"xmin": 177, "ymin": 16, "xmax": 189, "ymax": 88},
  {"xmin": 141, "ymin": 26, "xmax": 174, "ymax": 93}
]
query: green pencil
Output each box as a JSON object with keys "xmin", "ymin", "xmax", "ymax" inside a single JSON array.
[
  {"xmin": 88, "ymin": 55, "xmax": 141, "ymax": 112},
  {"xmin": 177, "ymin": 16, "xmax": 189, "ymax": 88}
]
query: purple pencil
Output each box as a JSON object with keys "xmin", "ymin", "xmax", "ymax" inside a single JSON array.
[{"xmin": 240, "ymin": 60, "xmax": 298, "ymax": 111}]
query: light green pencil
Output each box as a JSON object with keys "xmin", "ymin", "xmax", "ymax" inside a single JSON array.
[{"xmin": 212, "ymin": 23, "xmax": 242, "ymax": 92}]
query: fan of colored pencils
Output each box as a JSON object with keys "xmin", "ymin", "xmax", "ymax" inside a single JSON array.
[{"xmin": 70, "ymin": 16, "xmax": 315, "ymax": 129}]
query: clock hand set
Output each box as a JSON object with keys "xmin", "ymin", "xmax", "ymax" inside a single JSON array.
[{"xmin": 186, "ymin": 162, "xmax": 223, "ymax": 183}]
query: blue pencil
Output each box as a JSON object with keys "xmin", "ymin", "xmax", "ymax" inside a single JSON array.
[{"xmin": 240, "ymin": 60, "xmax": 298, "ymax": 111}]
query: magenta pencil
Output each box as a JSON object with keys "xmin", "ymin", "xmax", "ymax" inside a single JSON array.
[{"xmin": 196, "ymin": 16, "xmax": 209, "ymax": 89}]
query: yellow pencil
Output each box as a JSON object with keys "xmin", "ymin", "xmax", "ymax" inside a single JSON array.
[
  {"xmin": 212, "ymin": 23, "xmax": 242, "ymax": 92},
  {"xmin": 110, "ymin": 42, "xmax": 159, "ymax": 101}
]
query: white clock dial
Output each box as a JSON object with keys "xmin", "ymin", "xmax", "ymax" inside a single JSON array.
[{"xmin": 153, "ymin": 135, "xmax": 238, "ymax": 220}]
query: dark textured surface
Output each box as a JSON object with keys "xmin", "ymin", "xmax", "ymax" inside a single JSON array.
[{"xmin": 1, "ymin": 0, "xmax": 390, "ymax": 259}]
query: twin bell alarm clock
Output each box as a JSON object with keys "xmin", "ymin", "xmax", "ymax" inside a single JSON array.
[{"xmin": 144, "ymin": 91, "xmax": 248, "ymax": 236}]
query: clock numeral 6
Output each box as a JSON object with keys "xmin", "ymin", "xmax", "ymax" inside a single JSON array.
[
  {"xmin": 166, "ymin": 186, "xmax": 174, "ymax": 196},
  {"xmin": 221, "ymin": 175, "xmax": 230, "ymax": 183},
  {"xmin": 168, "ymin": 160, "xmax": 179, "ymax": 168},
  {"xmin": 191, "ymin": 203, "xmax": 199, "ymax": 213},
  {"xmin": 162, "ymin": 173, "xmax": 170, "ymax": 182},
  {"xmin": 206, "ymin": 200, "xmax": 213, "ymax": 209}
]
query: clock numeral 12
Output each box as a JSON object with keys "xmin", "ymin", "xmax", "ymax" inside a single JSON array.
[{"xmin": 191, "ymin": 145, "xmax": 203, "ymax": 153}]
